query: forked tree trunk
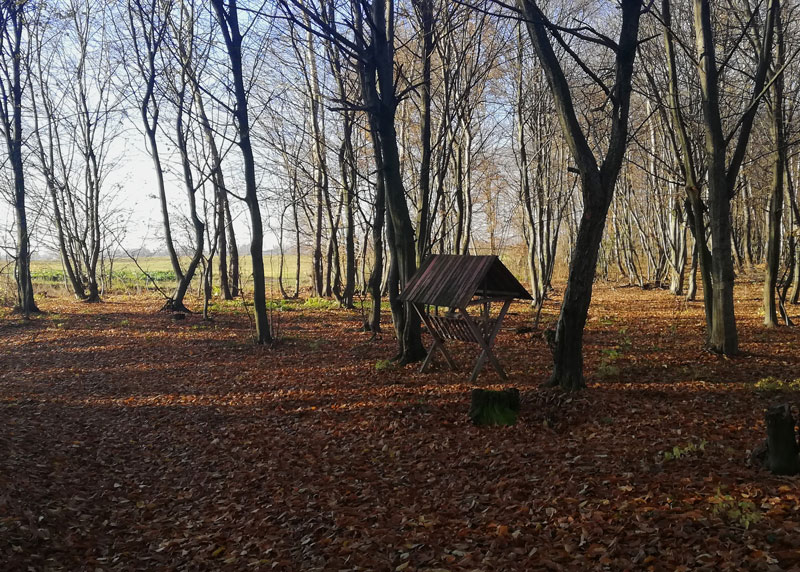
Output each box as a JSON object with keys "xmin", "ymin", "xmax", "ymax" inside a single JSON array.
[
  {"xmin": 168, "ymin": 80, "xmax": 204, "ymax": 312},
  {"xmin": 356, "ymin": 0, "xmax": 424, "ymax": 363},
  {"xmin": 693, "ymin": 0, "xmax": 777, "ymax": 354},
  {"xmin": 518, "ymin": 0, "xmax": 642, "ymax": 390}
]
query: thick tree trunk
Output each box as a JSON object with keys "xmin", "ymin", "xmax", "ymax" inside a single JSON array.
[
  {"xmin": 668, "ymin": 197, "xmax": 686, "ymax": 295},
  {"xmin": 546, "ymin": 176, "xmax": 610, "ymax": 390},
  {"xmin": 377, "ymin": 112, "xmax": 425, "ymax": 363},
  {"xmin": 693, "ymin": 0, "xmax": 777, "ymax": 353},
  {"xmin": 706, "ymin": 168, "xmax": 738, "ymax": 353},
  {"xmin": 356, "ymin": 0, "xmax": 424, "ymax": 363}
]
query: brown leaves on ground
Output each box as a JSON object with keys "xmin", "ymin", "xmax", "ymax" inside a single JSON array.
[{"xmin": 1, "ymin": 283, "xmax": 799, "ymax": 571}]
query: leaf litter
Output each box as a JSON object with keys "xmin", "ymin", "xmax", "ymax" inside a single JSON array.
[{"xmin": 1, "ymin": 282, "xmax": 799, "ymax": 571}]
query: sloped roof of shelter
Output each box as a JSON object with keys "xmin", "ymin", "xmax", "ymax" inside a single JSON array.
[{"xmin": 400, "ymin": 254, "xmax": 532, "ymax": 308}]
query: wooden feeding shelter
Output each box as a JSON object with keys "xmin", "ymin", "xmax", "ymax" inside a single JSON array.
[{"xmin": 401, "ymin": 255, "xmax": 532, "ymax": 382}]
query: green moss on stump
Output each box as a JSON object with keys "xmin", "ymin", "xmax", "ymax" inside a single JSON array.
[{"xmin": 469, "ymin": 388, "xmax": 520, "ymax": 426}]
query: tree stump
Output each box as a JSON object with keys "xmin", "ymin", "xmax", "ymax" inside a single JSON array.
[
  {"xmin": 469, "ymin": 388, "xmax": 520, "ymax": 426},
  {"xmin": 765, "ymin": 404, "xmax": 800, "ymax": 475}
]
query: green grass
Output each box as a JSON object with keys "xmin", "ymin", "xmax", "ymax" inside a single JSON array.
[
  {"xmin": 20, "ymin": 255, "xmax": 316, "ymax": 294},
  {"xmin": 303, "ymin": 297, "xmax": 341, "ymax": 310}
]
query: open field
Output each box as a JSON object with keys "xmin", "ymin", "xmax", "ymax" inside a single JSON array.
[
  {"xmin": 0, "ymin": 256, "xmax": 317, "ymax": 299},
  {"xmin": 10, "ymin": 252, "xmax": 535, "ymax": 298},
  {"xmin": 1, "ymin": 282, "xmax": 800, "ymax": 570}
]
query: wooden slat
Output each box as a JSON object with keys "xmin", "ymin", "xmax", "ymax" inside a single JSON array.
[
  {"xmin": 426, "ymin": 314, "xmax": 499, "ymax": 344},
  {"xmin": 401, "ymin": 254, "xmax": 531, "ymax": 308}
]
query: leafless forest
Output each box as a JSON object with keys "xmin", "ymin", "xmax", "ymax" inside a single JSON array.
[{"xmin": 2, "ymin": 0, "xmax": 800, "ymax": 382}]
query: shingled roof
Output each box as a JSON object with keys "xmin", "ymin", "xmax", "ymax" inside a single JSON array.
[{"xmin": 400, "ymin": 254, "xmax": 532, "ymax": 308}]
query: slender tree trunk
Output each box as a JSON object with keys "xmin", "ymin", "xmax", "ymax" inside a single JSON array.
[
  {"xmin": 660, "ymin": 0, "xmax": 713, "ymax": 335},
  {"xmin": 414, "ymin": 0, "xmax": 433, "ymax": 266},
  {"xmin": 744, "ymin": 178, "xmax": 755, "ymax": 267},
  {"xmin": 211, "ymin": 0, "xmax": 271, "ymax": 343},
  {"xmin": 687, "ymin": 239, "xmax": 698, "ymax": 301},
  {"xmin": 225, "ymin": 198, "xmax": 240, "ymax": 297},
  {"xmin": 367, "ymin": 122, "xmax": 386, "ymax": 333},
  {"xmin": 763, "ymin": 7, "xmax": 784, "ymax": 328},
  {"xmin": 168, "ymin": 81, "xmax": 204, "ymax": 312},
  {"xmin": 788, "ymin": 158, "xmax": 800, "ymax": 305},
  {"xmin": 217, "ymin": 188, "xmax": 231, "ymax": 300}
]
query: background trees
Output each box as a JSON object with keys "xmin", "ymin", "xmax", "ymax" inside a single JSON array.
[{"xmin": 2, "ymin": 0, "xmax": 800, "ymax": 380}]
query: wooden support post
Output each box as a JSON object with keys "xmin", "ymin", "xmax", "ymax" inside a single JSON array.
[
  {"xmin": 415, "ymin": 303, "xmax": 457, "ymax": 372},
  {"xmin": 461, "ymin": 299, "xmax": 511, "ymax": 383}
]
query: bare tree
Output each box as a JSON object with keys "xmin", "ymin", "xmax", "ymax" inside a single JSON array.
[
  {"xmin": 693, "ymin": 0, "xmax": 778, "ymax": 352},
  {"xmin": 210, "ymin": 0, "xmax": 272, "ymax": 343},
  {"xmin": 516, "ymin": 0, "xmax": 643, "ymax": 390},
  {"xmin": 0, "ymin": 0, "xmax": 38, "ymax": 315}
]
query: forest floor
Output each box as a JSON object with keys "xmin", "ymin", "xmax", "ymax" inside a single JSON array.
[{"xmin": 1, "ymin": 281, "xmax": 800, "ymax": 571}]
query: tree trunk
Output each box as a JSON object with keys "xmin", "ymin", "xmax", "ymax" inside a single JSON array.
[
  {"xmin": 693, "ymin": 0, "xmax": 777, "ymax": 354},
  {"xmin": 763, "ymin": 8, "xmax": 784, "ymax": 328},
  {"xmin": 226, "ymin": 199, "xmax": 240, "ymax": 297},
  {"xmin": 368, "ymin": 123, "xmax": 385, "ymax": 333},
  {"xmin": 211, "ymin": 0, "xmax": 271, "ymax": 343},
  {"xmin": 686, "ymin": 239, "xmax": 698, "ymax": 301},
  {"xmin": 145, "ymin": 122, "xmax": 183, "ymax": 287},
  {"xmin": 414, "ymin": 0, "xmax": 433, "ymax": 266},
  {"xmin": 356, "ymin": 0, "xmax": 424, "ymax": 363},
  {"xmin": 518, "ymin": 0, "xmax": 641, "ymax": 390},
  {"xmin": 547, "ymin": 176, "xmax": 610, "ymax": 390},
  {"xmin": 168, "ymin": 79, "xmax": 204, "ymax": 312},
  {"xmin": 4, "ymin": 1, "xmax": 38, "ymax": 316}
]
